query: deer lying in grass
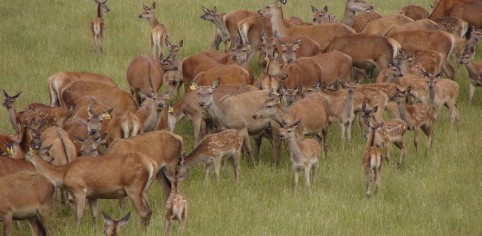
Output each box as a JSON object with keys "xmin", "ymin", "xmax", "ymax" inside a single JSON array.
[
  {"xmin": 361, "ymin": 102, "xmax": 408, "ymax": 168},
  {"xmin": 362, "ymin": 122, "xmax": 384, "ymax": 198},
  {"xmin": 279, "ymin": 119, "xmax": 321, "ymax": 190},
  {"xmin": 48, "ymin": 71, "xmax": 117, "ymax": 107},
  {"xmin": 91, "ymin": 0, "xmax": 109, "ymax": 54},
  {"xmin": 178, "ymin": 129, "xmax": 243, "ymax": 182},
  {"xmin": 164, "ymin": 166, "xmax": 187, "ymax": 236},
  {"xmin": 25, "ymin": 150, "xmax": 157, "ymax": 230},
  {"xmin": 0, "ymin": 171, "xmax": 54, "ymax": 236},
  {"xmin": 390, "ymin": 86, "xmax": 435, "ymax": 155},
  {"xmin": 459, "ymin": 45, "xmax": 482, "ymax": 105},
  {"xmin": 139, "ymin": 1, "xmax": 168, "ymax": 58},
  {"xmin": 102, "ymin": 211, "xmax": 130, "ymax": 236}
]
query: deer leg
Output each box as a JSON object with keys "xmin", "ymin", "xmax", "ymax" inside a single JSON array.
[
  {"xmin": 270, "ymin": 128, "xmax": 282, "ymax": 165},
  {"xmin": 304, "ymin": 165, "xmax": 311, "ymax": 189},
  {"xmin": 365, "ymin": 170, "xmax": 371, "ymax": 198},
  {"xmin": 3, "ymin": 212, "xmax": 13, "ymax": 236},
  {"xmin": 99, "ymin": 36, "xmax": 104, "ymax": 54},
  {"xmin": 37, "ymin": 204, "xmax": 50, "ymax": 236},
  {"xmin": 413, "ymin": 128, "xmax": 420, "ymax": 153},
  {"xmin": 394, "ymin": 140, "xmax": 406, "ymax": 169},
  {"xmin": 74, "ymin": 193, "xmax": 87, "ymax": 229},
  {"xmin": 192, "ymin": 116, "xmax": 202, "ymax": 146},
  {"xmin": 293, "ymin": 167, "xmax": 300, "ymax": 191},
  {"xmin": 126, "ymin": 187, "xmax": 152, "ymax": 230},
  {"xmin": 469, "ymin": 83, "xmax": 475, "ymax": 106},
  {"xmin": 346, "ymin": 121, "xmax": 353, "ymax": 145},
  {"xmin": 421, "ymin": 124, "xmax": 433, "ymax": 155},
  {"xmin": 339, "ymin": 123, "xmax": 346, "ymax": 143},
  {"xmin": 27, "ymin": 216, "xmax": 43, "ymax": 236},
  {"xmin": 253, "ymin": 134, "xmax": 262, "ymax": 161},
  {"xmin": 322, "ymin": 127, "xmax": 329, "ymax": 158},
  {"xmin": 164, "ymin": 217, "xmax": 172, "ymax": 236},
  {"xmin": 384, "ymin": 142, "xmax": 391, "ymax": 165},
  {"xmin": 213, "ymin": 158, "xmax": 221, "ymax": 182},
  {"xmin": 204, "ymin": 162, "xmax": 212, "ymax": 181},
  {"xmin": 242, "ymin": 131, "xmax": 255, "ymax": 166},
  {"xmin": 88, "ymin": 198, "xmax": 99, "ymax": 229},
  {"xmin": 180, "ymin": 208, "xmax": 188, "ymax": 235},
  {"xmin": 311, "ymin": 161, "xmax": 318, "ymax": 187},
  {"xmin": 374, "ymin": 166, "xmax": 380, "ymax": 193},
  {"xmin": 231, "ymin": 148, "xmax": 242, "ymax": 182}
]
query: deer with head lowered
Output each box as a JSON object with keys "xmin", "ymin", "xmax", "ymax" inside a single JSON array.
[
  {"xmin": 91, "ymin": 0, "xmax": 109, "ymax": 54},
  {"xmin": 459, "ymin": 45, "xmax": 482, "ymax": 106},
  {"xmin": 362, "ymin": 122, "xmax": 384, "ymax": 198},
  {"xmin": 361, "ymin": 102, "xmax": 408, "ymax": 168},
  {"xmin": 0, "ymin": 171, "xmax": 55, "ymax": 236},
  {"xmin": 102, "ymin": 211, "xmax": 130, "ymax": 236},
  {"xmin": 25, "ymin": 148, "xmax": 157, "ymax": 230},
  {"xmin": 139, "ymin": 1, "xmax": 168, "ymax": 58},
  {"xmin": 178, "ymin": 129, "xmax": 243, "ymax": 182},
  {"xmin": 390, "ymin": 86, "xmax": 435, "ymax": 155},
  {"xmin": 278, "ymin": 119, "xmax": 321, "ymax": 190}
]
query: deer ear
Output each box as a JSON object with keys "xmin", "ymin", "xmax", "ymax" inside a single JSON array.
[
  {"xmin": 74, "ymin": 136, "xmax": 84, "ymax": 144},
  {"xmin": 201, "ymin": 6, "xmax": 209, "ymax": 13},
  {"xmin": 405, "ymin": 86, "xmax": 412, "ymax": 94},
  {"xmin": 212, "ymin": 77, "xmax": 220, "ymax": 88},
  {"xmin": 118, "ymin": 212, "xmax": 131, "ymax": 226},
  {"xmin": 323, "ymin": 6, "xmax": 328, "ymax": 12},
  {"xmin": 362, "ymin": 101, "xmax": 367, "ymax": 110},
  {"xmin": 151, "ymin": 1, "xmax": 156, "ymax": 9},
  {"xmin": 179, "ymin": 40, "xmax": 184, "ymax": 47},
  {"xmin": 292, "ymin": 119, "xmax": 301, "ymax": 127},
  {"xmin": 372, "ymin": 106, "xmax": 378, "ymax": 113},
  {"xmin": 311, "ymin": 5, "xmax": 318, "ymax": 13},
  {"xmin": 213, "ymin": 6, "xmax": 217, "ymax": 13},
  {"xmin": 102, "ymin": 211, "xmax": 114, "ymax": 225}
]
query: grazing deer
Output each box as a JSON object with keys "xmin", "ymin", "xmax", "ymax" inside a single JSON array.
[
  {"xmin": 390, "ymin": 87, "xmax": 435, "ymax": 155},
  {"xmin": 361, "ymin": 102, "xmax": 408, "ymax": 168},
  {"xmin": 459, "ymin": 45, "xmax": 482, "ymax": 105},
  {"xmin": 91, "ymin": 0, "xmax": 109, "ymax": 54},
  {"xmin": 25, "ymin": 150, "xmax": 157, "ymax": 230},
  {"xmin": 47, "ymin": 71, "xmax": 116, "ymax": 107},
  {"xmin": 279, "ymin": 119, "xmax": 321, "ymax": 190},
  {"xmin": 311, "ymin": 5, "xmax": 337, "ymax": 24},
  {"xmin": 399, "ymin": 5, "xmax": 429, "ymax": 20},
  {"xmin": 201, "ymin": 6, "xmax": 231, "ymax": 52},
  {"xmin": 258, "ymin": 0, "xmax": 355, "ymax": 51},
  {"xmin": 102, "ymin": 211, "xmax": 130, "ymax": 236},
  {"xmin": 362, "ymin": 122, "xmax": 384, "ymax": 198},
  {"xmin": 164, "ymin": 166, "xmax": 187, "ymax": 236},
  {"xmin": 0, "ymin": 171, "xmax": 54, "ymax": 236},
  {"xmin": 178, "ymin": 129, "xmax": 243, "ymax": 182},
  {"xmin": 139, "ymin": 1, "xmax": 168, "ymax": 58}
]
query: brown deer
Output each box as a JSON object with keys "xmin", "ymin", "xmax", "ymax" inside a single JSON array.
[
  {"xmin": 361, "ymin": 102, "xmax": 408, "ymax": 168},
  {"xmin": 126, "ymin": 55, "xmax": 164, "ymax": 105},
  {"xmin": 258, "ymin": 0, "xmax": 355, "ymax": 51},
  {"xmin": 362, "ymin": 122, "xmax": 384, "ymax": 198},
  {"xmin": 102, "ymin": 211, "xmax": 130, "ymax": 236},
  {"xmin": 311, "ymin": 5, "xmax": 337, "ymax": 24},
  {"xmin": 399, "ymin": 5, "xmax": 429, "ymax": 20},
  {"xmin": 434, "ymin": 16, "xmax": 469, "ymax": 37},
  {"xmin": 139, "ymin": 1, "xmax": 168, "ymax": 58},
  {"xmin": 194, "ymin": 65, "xmax": 250, "ymax": 87},
  {"xmin": 0, "ymin": 135, "xmax": 23, "ymax": 159},
  {"xmin": 201, "ymin": 6, "xmax": 231, "ymax": 52},
  {"xmin": 459, "ymin": 45, "xmax": 482, "ymax": 105},
  {"xmin": 164, "ymin": 166, "xmax": 187, "ymax": 236},
  {"xmin": 351, "ymin": 12, "xmax": 382, "ymax": 32},
  {"xmin": 91, "ymin": 0, "xmax": 109, "ymax": 54},
  {"xmin": 253, "ymin": 90, "xmax": 329, "ymax": 157},
  {"xmin": 276, "ymin": 35, "xmax": 321, "ymax": 64},
  {"xmin": 104, "ymin": 130, "xmax": 183, "ymax": 203},
  {"xmin": 313, "ymin": 0, "xmax": 373, "ymax": 26},
  {"xmin": 388, "ymin": 29, "xmax": 456, "ymax": 80},
  {"xmin": 178, "ymin": 129, "xmax": 243, "ymax": 182},
  {"xmin": 47, "ymin": 71, "xmax": 116, "ymax": 107},
  {"xmin": 0, "ymin": 171, "xmax": 54, "ymax": 236},
  {"xmin": 430, "ymin": 0, "xmax": 482, "ymax": 28},
  {"xmin": 359, "ymin": 14, "xmax": 414, "ymax": 35},
  {"xmin": 196, "ymin": 79, "xmax": 282, "ymax": 164},
  {"xmin": 325, "ymin": 34, "xmax": 400, "ymax": 73},
  {"xmin": 25, "ymin": 150, "xmax": 157, "ymax": 230},
  {"xmin": 279, "ymin": 119, "xmax": 321, "ymax": 190},
  {"xmin": 390, "ymin": 86, "xmax": 435, "ymax": 155}
]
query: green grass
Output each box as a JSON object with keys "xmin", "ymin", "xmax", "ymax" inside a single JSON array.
[{"xmin": 1, "ymin": 0, "xmax": 482, "ymax": 235}]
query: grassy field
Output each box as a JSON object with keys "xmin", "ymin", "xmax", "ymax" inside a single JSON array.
[{"xmin": 1, "ymin": 0, "xmax": 481, "ymax": 235}]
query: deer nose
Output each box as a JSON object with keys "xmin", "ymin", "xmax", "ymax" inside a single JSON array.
[
  {"xmin": 252, "ymin": 114, "xmax": 258, "ymax": 119},
  {"xmin": 138, "ymin": 15, "xmax": 143, "ymax": 18},
  {"xmin": 278, "ymin": 135, "xmax": 284, "ymax": 140},
  {"xmin": 89, "ymin": 129, "xmax": 98, "ymax": 136},
  {"xmin": 199, "ymin": 102, "xmax": 205, "ymax": 107},
  {"xmin": 232, "ymin": 55, "xmax": 237, "ymax": 60}
]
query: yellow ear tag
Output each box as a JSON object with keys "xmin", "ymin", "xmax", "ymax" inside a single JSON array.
[
  {"xmin": 264, "ymin": 56, "xmax": 269, "ymax": 62},
  {"xmin": 104, "ymin": 113, "xmax": 111, "ymax": 120},
  {"xmin": 277, "ymin": 1, "xmax": 282, "ymax": 7},
  {"xmin": 168, "ymin": 107, "xmax": 174, "ymax": 113},
  {"xmin": 6, "ymin": 147, "xmax": 13, "ymax": 155},
  {"xmin": 28, "ymin": 148, "xmax": 36, "ymax": 155},
  {"xmin": 73, "ymin": 139, "xmax": 77, "ymax": 144},
  {"xmin": 190, "ymin": 84, "xmax": 196, "ymax": 90},
  {"xmin": 278, "ymin": 99, "xmax": 281, "ymax": 104}
]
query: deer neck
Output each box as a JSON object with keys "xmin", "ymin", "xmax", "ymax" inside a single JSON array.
[
  {"xmin": 396, "ymin": 100, "xmax": 414, "ymax": 128},
  {"xmin": 367, "ymin": 127, "xmax": 377, "ymax": 147},
  {"xmin": 212, "ymin": 17, "xmax": 230, "ymax": 39},
  {"xmin": 149, "ymin": 16, "xmax": 161, "ymax": 29},
  {"xmin": 182, "ymin": 147, "xmax": 207, "ymax": 170},
  {"xmin": 285, "ymin": 135, "xmax": 302, "ymax": 163},
  {"xmin": 28, "ymin": 154, "xmax": 68, "ymax": 188},
  {"xmin": 6, "ymin": 106, "xmax": 21, "ymax": 134},
  {"xmin": 138, "ymin": 104, "xmax": 162, "ymax": 132},
  {"xmin": 341, "ymin": 4, "xmax": 356, "ymax": 26},
  {"xmin": 96, "ymin": 3, "xmax": 103, "ymax": 19},
  {"xmin": 464, "ymin": 61, "xmax": 480, "ymax": 81},
  {"xmin": 268, "ymin": 8, "xmax": 290, "ymax": 37}
]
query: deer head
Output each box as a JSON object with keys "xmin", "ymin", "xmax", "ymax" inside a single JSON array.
[{"xmin": 102, "ymin": 211, "xmax": 130, "ymax": 236}]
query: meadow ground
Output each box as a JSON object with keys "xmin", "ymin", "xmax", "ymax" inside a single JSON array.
[{"xmin": 0, "ymin": 0, "xmax": 481, "ymax": 235}]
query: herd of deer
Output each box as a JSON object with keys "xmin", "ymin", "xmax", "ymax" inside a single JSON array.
[{"xmin": 1, "ymin": 0, "xmax": 482, "ymax": 235}]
